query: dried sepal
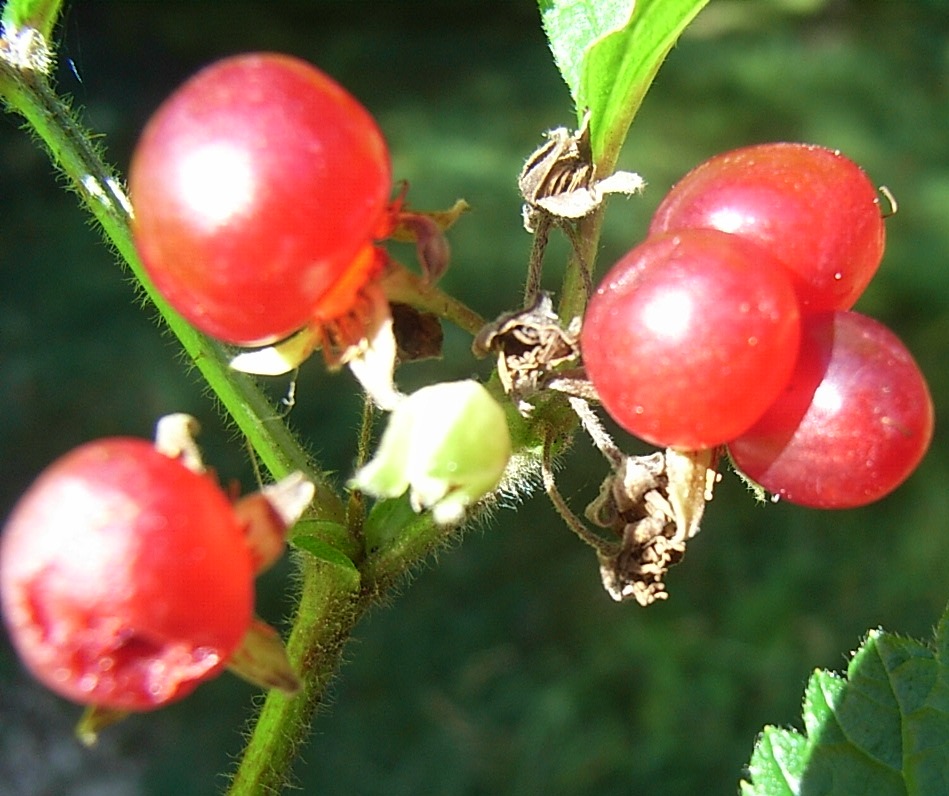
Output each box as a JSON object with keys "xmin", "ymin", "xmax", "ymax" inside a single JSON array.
[
  {"xmin": 234, "ymin": 472, "xmax": 315, "ymax": 573},
  {"xmin": 665, "ymin": 447, "xmax": 719, "ymax": 539},
  {"xmin": 519, "ymin": 111, "xmax": 644, "ymax": 232},
  {"xmin": 226, "ymin": 617, "xmax": 301, "ymax": 695},
  {"xmin": 389, "ymin": 198, "xmax": 469, "ymax": 283},
  {"xmin": 531, "ymin": 170, "xmax": 647, "ymax": 223},
  {"xmin": 588, "ymin": 448, "xmax": 719, "ymax": 605},
  {"xmin": 389, "ymin": 198, "xmax": 471, "ymax": 241},
  {"xmin": 473, "ymin": 292, "xmax": 580, "ymax": 411},
  {"xmin": 391, "ymin": 302, "xmax": 444, "ymax": 362}
]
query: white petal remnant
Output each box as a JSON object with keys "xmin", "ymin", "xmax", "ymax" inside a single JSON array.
[
  {"xmin": 350, "ymin": 380, "xmax": 511, "ymax": 526},
  {"xmin": 531, "ymin": 169, "xmax": 645, "ymax": 221},
  {"xmin": 230, "ymin": 283, "xmax": 402, "ymax": 410},
  {"xmin": 230, "ymin": 328, "xmax": 321, "ymax": 376},
  {"xmin": 0, "ymin": 23, "xmax": 53, "ymax": 73},
  {"xmin": 153, "ymin": 413, "xmax": 205, "ymax": 473},
  {"xmin": 344, "ymin": 306, "xmax": 402, "ymax": 412}
]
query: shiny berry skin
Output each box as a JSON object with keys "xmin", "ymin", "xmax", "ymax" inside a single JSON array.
[
  {"xmin": 129, "ymin": 53, "xmax": 392, "ymax": 346},
  {"xmin": 0, "ymin": 439, "xmax": 254, "ymax": 710},
  {"xmin": 650, "ymin": 143, "xmax": 885, "ymax": 312},
  {"xmin": 581, "ymin": 229, "xmax": 801, "ymax": 450},
  {"xmin": 728, "ymin": 311, "xmax": 934, "ymax": 508}
]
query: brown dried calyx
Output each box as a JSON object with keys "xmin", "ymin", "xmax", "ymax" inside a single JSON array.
[
  {"xmin": 518, "ymin": 110, "xmax": 645, "ymax": 232},
  {"xmin": 472, "ymin": 292, "xmax": 583, "ymax": 411},
  {"xmin": 391, "ymin": 302, "xmax": 443, "ymax": 362},
  {"xmin": 587, "ymin": 448, "xmax": 719, "ymax": 606}
]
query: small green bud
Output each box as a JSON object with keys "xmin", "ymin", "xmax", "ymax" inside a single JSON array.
[{"xmin": 350, "ymin": 380, "xmax": 511, "ymax": 525}]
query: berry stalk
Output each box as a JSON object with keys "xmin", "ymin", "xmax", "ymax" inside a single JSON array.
[{"xmin": 227, "ymin": 553, "xmax": 363, "ymax": 795}]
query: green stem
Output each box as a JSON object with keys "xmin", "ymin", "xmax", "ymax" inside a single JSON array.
[
  {"xmin": 227, "ymin": 554, "xmax": 364, "ymax": 795},
  {"xmin": 381, "ymin": 265, "xmax": 486, "ymax": 335},
  {"xmin": 345, "ymin": 396, "xmax": 376, "ymax": 557},
  {"xmin": 558, "ymin": 206, "xmax": 606, "ymax": 327}
]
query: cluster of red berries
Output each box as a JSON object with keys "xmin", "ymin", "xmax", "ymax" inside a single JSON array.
[
  {"xmin": 1, "ymin": 50, "xmax": 936, "ymax": 730},
  {"xmin": 581, "ymin": 143, "xmax": 934, "ymax": 508}
]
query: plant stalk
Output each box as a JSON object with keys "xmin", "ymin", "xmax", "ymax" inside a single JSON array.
[
  {"xmin": 227, "ymin": 554, "xmax": 364, "ymax": 795},
  {"xmin": 557, "ymin": 206, "xmax": 606, "ymax": 327}
]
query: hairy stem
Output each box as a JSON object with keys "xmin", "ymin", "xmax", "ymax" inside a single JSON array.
[
  {"xmin": 557, "ymin": 206, "xmax": 606, "ymax": 326},
  {"xmin": 541, "ymin": 431, "xmax": 614, "ymax": 555},
  {"xmin": 227, "ymin": 554, "xmax": 363, "ymax": 795},
  {"xmin": 523, "ymin": 213, "xmax": 552, "ymax": 306},
  {"xmin": 1, "ymin": 0, "xmax": 61, "ymax": 39},
  {"xmin": 346, "ymin": 395, "xmax": 376, "ymax": 557},
  {"xmin": 567, "ymin": 396, "xmax": 624, "ymax": 468},
  {"xmin": 381, "ymin": 265, "xmax": 486, "ymax": 335}
]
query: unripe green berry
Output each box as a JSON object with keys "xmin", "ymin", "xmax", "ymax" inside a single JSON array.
[{"xmin": 350, "ymin": 380, "xmax": 511, "ymax": 525}]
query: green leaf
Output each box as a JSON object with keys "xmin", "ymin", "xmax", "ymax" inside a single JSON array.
[
  {"xmin": 539, "ymin": 0, "xmax": 709, "ymax": 171},
  {"xmin": 291, "ymin": 530, "xmax": 360, "ymax": 580},
  {"xmin": 362, "ymin": 493, "xmax": 429, "ymax": 557},
  {"xmin": 539, "ymin": 0, "xmax": 635, "ymax": 106},
  {"xmin": 741, "ymin": 605, "xmax": 949, "ymax": 796}
]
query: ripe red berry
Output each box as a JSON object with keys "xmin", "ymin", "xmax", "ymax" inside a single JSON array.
[
  {"xmin": 728, "ymin": 311, "xmax": 933, "ymax": 508},
  {"xmin": 581, "ymin": 229, "xmax": 801, "ymax": 450},
  {"xmin": 0, "ymin": 439, "xmax": 254, "ymax": 710},
  {"xmin": 129, "ymin": 53, "xmax": 392, "ymax": 346},
  {"xmin": 650, "ymin": 143, "xmax": 885, "ymax": 312}
]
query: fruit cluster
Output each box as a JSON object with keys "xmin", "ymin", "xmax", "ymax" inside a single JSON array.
[
  {"xmin": 581, "ymin": 143, "xmax": 934, "ymax": 509},
  {"xmin": 1, "ymin": 53, "xmax": 518, "ymax": 725}
]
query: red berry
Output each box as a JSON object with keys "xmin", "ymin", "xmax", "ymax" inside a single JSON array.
[
  {"xmin": 728, "ymin": 311, "xmax": 933, "ymax": 508},
  {"xmin": 0, "ymin": 439, "xmax": 254, "ymax": 710},
  {"xmin": 581, "ymin": 229, "xmax": 801, "ymax": 450},
  {"xmin": 650, "ymin": 143, "xmax": 885, "ymax": 312},
  {"xmin": 129, "ymin": 53, "xmax": 392, "ymax": 346}
]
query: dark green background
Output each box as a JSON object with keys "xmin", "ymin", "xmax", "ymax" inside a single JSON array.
[{"xmin": 2, "ymin": 1, "xmax": 948, "ymax": 793}]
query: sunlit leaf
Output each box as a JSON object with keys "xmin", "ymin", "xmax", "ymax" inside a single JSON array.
[
  {"xmin": 291, "ymin": 532, "xmax": 360, "ymax": 578},
  {"xmin": 538, "ymin": 0, "xmax": 635, "ymax": 105},
  {"xmin": 539, "ymin": 0, "xmax": 709, "ymax": 170},
  {"xmin": 742, "ymin": 605, "xmax": 949, "ymax": 795}
]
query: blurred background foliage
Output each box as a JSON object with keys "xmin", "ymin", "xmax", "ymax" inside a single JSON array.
[{"xmin": 1, "ymin": 1, "xmax": 948, "ymax": 794}]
